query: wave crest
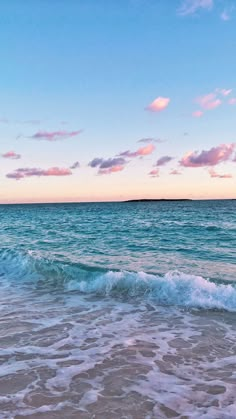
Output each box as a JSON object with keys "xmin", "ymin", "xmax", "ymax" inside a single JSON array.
[
  {"xmin": 67, "ymin": 270, "xmax": 236, "ymax": 311},
  {"xmin": 0, "ymin": 249, "xmax": 236, "ymax": 311}
]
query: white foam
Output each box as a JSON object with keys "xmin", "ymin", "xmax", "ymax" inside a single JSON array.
[{"xmin": 67, "ymin": 270, "xmax": 236, "ymax": 311}]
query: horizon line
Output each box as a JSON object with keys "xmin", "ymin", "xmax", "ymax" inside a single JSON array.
[{"xmin": 0, "ymin": 198, "xmax": 235, "ymax": 205}]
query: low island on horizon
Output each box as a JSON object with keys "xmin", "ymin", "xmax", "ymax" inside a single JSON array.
[{"xmin": 124, "ymin": 198, "xmax": 192, "ymax": 203}]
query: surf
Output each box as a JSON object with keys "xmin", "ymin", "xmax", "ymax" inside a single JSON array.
[{"xmin": 0, "ymin": 248, "xmax": 236, "ymax": 312}]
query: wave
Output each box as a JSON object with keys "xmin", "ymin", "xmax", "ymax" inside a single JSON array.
[
  {"xmin": 0, "ymin": 248, "xmax": 236, "ymax": 311},
  {"xmin": 67, "ymin": 271, "xmax": 236, "ymax": 311}
]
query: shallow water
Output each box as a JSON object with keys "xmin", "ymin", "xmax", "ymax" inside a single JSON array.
[{"xmin": 0, "ymin": 201, "xmax": 236, "ymax": 418}]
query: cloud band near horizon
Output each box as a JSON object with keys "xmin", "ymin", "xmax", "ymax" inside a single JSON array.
[
  {"xmin": 2, "ymin": 151, "xmax": 21, "ymax": 159},
  {"xmin": 7, "ymin": 167, "xmax": 72, "ymax": 180}
]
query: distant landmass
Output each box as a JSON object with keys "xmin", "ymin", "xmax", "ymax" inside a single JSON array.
[{"xmin": 124, "ymin": 199, "xmax": 192, "ymax": 203}]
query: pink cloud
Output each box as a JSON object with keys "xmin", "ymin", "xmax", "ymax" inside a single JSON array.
[
  {"xmin": 149, "ymin": 168, "xmax": 160, "ymax": 177},
  {"xmin": 119, "ymin": 144, "xmax": 155, "ymax": 158},
  {"xmin": 137, "ymin": 144, "xmax": 155, "ymax": 156},
  {"xmin": 30, "ymin": 130, "xmax": 82, "ymax": 141},
  {"xmin": 98, "ymin": 165, "xmax": 125, "ymax": 175},
  {"xmin": 146, "ymin": 97, "xmax": 170, "ymax": 113},
  {"xmin": 170, "ymin": 169, "xmax": 182, "ymax": 175},
  {"xmin": 178, "ymin": 0, "xmax": 213, "ymax": 16},
  {"xmin": 209, "ymin": 168, "xmax": 232, "ymax": 179},
  {"xmin": 2, "ymin": 150, "xmax": 21, "ymax": 160},
  {"xmin": 196, "ymin": 93, "xmax": 221, "ymax": 110},
  {"xmin": 7, "ymin": 167, "xmax": 72, "ymax": 180},
  {"xmin": 229, "ymin": 98, "xmax": 236, "ymax": 105},
  {"xmin": 44, "ymin": 167, "xmax": 71, "ymax": 176},
  {"xmin": 180, "ymin": 143, "xmax": 235, "ymax": 167},
  {"xmin": 192, "ymin": 110, "xmax": 204, "ymax": 118},
  {"xmin": 206, "ymin": 99, "xmax": 222, "ymax": 109}
]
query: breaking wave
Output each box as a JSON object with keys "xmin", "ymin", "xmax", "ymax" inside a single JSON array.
[{"xmin": 0, "ymin": 248, "xmax": 236, "ymax": 311}]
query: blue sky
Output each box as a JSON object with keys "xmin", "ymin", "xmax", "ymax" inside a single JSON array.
[{"xmin": 0, "ymin": 0, "xmax": 236, "ymax": 202}]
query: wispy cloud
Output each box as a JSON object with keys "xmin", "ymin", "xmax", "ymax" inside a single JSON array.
[
  {"xmin": 178, "ymin": 0, "xmax": 213, "ymax": 16},
  {"xmin": 170, "ymin": 169, "xmax": 182, "ymax": 175},
  {"xmin": 2, "ymin": 151, "xmax": 21, "ymax": 160},
  {"xmin": 192, "ymin": 110, "xmax": 204, "ymax": 118},
  {"xmin": 137, "ymin": 137, "xmax": 164, "ymax": 144},
  {"xmin": 119, "ymin": 144, "xmax": 155, "ymax": 158},
  {"xmin": 7, "ymin": 167, "xmax": 72, "ymax": 180},
  {"xmin": 196, "ymin": 93, "xmax": 221, "ymax": 110},
  {"xmin": 209, "ymin": 168, "xmax": 232, "ymax": 178},
  {"xmin": 146, "ymin": 97, "xmax": 170, "ymax": 113},
  {"xmin": 99, "ymin": 165, "xmax": 125, "ymax": 175},
  {"xmin": 70, "ymin": 161, "xmax": 80, "ymax": 169},
  {"xmin": 194, "ymin": 88, "xmax": 233, "ymax": 114},
  {"xmin": 149, "ymin": 168, "xmax": 160, "ymax": 177},
  {"xmin": 180, "ymin": 143, "xmax": 235, "ymax": 167},
  {"xmin": 156, "ymin": 156, "xmax": 173, "ymax": 166},
  {"xmin": 229, "ymin": 98, "xmax": 236, "ymax": 105},
  {"xmin": 216, "ymin": 88, "xmax": 232, "ymax": 96},
  {"xmin": 30, "ymin": 130, "xmax": 82, "ymax": 141}
]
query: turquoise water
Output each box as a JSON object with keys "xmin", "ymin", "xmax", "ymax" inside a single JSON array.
[
  {"xmin": 1, "ymin": 200, "xmax": 236, "ymax": 309},
  {"xmin": 0, "ymin": 201, "xmax": 236, "ymax": 417}
]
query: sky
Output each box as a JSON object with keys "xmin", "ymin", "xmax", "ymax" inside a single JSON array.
[{"xmin": 0, "ymin": 0, "xmax": 236, "ymax": 203}]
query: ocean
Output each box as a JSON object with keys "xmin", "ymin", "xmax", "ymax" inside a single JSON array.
[{"xmin": 0, "ymin": 200, "xmax": 235, "ymax": 418}]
